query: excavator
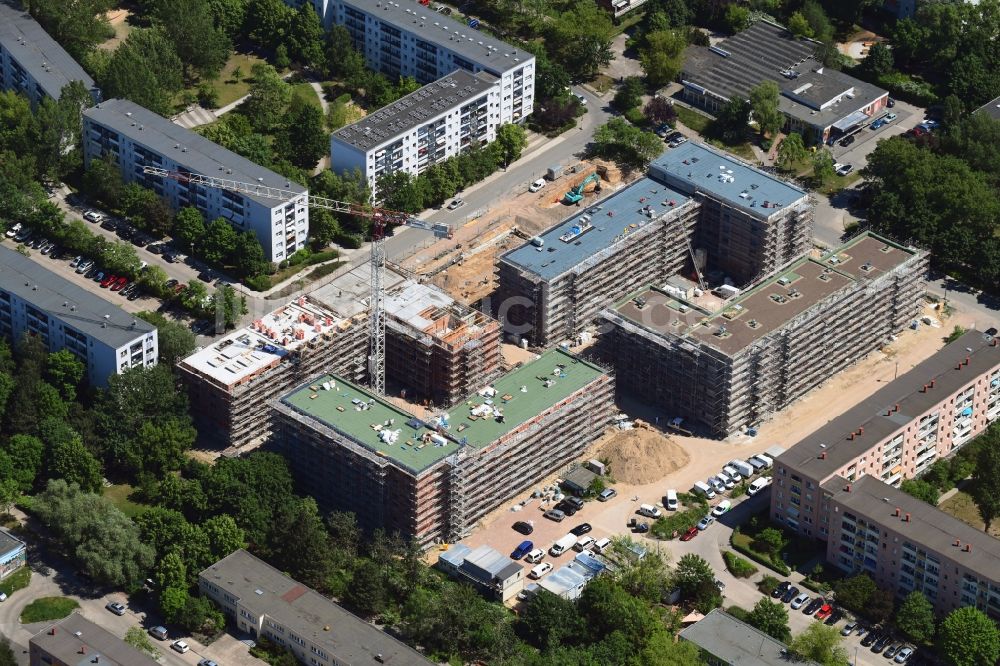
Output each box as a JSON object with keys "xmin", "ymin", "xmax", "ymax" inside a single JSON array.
[{"xmin": 562, "ymin": 172, "xmax": 601, "ymax": 205}]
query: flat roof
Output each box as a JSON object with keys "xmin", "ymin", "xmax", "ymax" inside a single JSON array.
[
  {"xmin": 825, "ymin": 475, "xmax": 1000, "ymax": 582},
  {"xmin": 83, "ymin": 99, "xmax": 306, "ymax": 209},
  {"xmin": 309, "ymin": 261, "xmax": 406, "ymax": 319},
  {"xmin": 279, "ymin": 348, "xmax": 606, "ymax": 473},
  {"xmin": 975, "ymin": 95, "xmax": 1000, "ymax": 121},
  {"xmin": 614, "ymin": 232, "xmax": 918, "ymax": 356},
  {"xmin": 779, "ymin": 329, "xmax": 1000, "ymax": 480},
  {"xmin": 680, "ymin": 609, "xmax": 817, "ymax": 666},
  {"xmin": 648, "ymin": 141, "xmax": 807, "ymax": 217},
  {"xmin": 341, "ymin": 0, "xmax": 533, "ymax": 72},
  {"xmin": 333, "ymin": 70, "xmax": 496, "ymax": 151},
  {"xmin": 200, "ymin": 550, "xmax": 432, "ymax": 665},
  {"xmin": 0, "ymin": 1, "xmax": 97, "ymax": 100},
  {"xmin": 0, "ymin": 527, "xmax": 24, "ymax": 556},
  {"xmin": 177, "ymin": 298, "xmax": 357, "ymax": 387},
  {"xmin": 500, "ymin": 176, "xmax": 693, "ymax": 280},
  {"xmin": 385, "ymin": 280, "xmax": 494, "ymax": 348},
  {"xmin": 30, "ymin": 614, "xmax": 158, "ymax": 666},
  {"xmin": 0, "ymin": 245, "xmax": 154, "ymax": 349}
]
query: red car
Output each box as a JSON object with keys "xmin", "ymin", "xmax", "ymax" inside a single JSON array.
[
  {"xmin": 100, "ymin": 274, "xmax": 117, "ymax": 288},
  {"xmin": 173, "ymin": 282, "xmax": 187, "ymax": 294},
  {"xmin": 815, "ymin": 604, "xmax": 833, "ymax": 621},
  {"xmin": 111, "ymin": 276, "xmax": 128, "ymax": 291},
  {"xmin": 680, "ymin": 526, "xmax": 699, "ymax": 542}
]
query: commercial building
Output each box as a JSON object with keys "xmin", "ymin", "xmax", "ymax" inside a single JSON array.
[
  {"xmin": 199, "ymin": 549, "xmax": 432, "ymax": 666},
  {"xmin": 437, "ymin": 543, "xmax": 524, "ymax": 602},
  {"xmin": 330, "ymin": 0, "xmax": 534, "ymax": 125},
  {"xmin": 771, "ymin": 329, "xmax": 1000, "ymax": 538},
  {"xmin": 598, "ymin": 232, "xmax": 927, "ymax": 437},
  {"xmin": 82, "ymin": 98, "xmax": 308, "ymax": 263},
  {"xmin": 0, "ymin": 245, "xmax": 157, "ymax": 387},
  {"xmin": 680, "ymin": 609, "xmax": 819, "ymax": 666},
  {"xmin": 271, "ymin": 348, "xmax": 614, "ymax": 545},
  {"xmin": 0, "ymin": 527, "xmax": 26, "ymax": 580},
  {"xmin": 331, "ymin": 70, "xmax": 500, "ymax": 199},
  {"xmin": 496, "ymin": 142, "xmax": 812, "ymax": 346},
  {"xmin": 0, "ymin": 2, "xmax": 100, "ymax": 105},
  {"xmin": 29, "ymin": 614, "xmax": 159, "ymax": 666},
  {"xmin": 681, "ymin": 20, "xmax": 889, "ymax": 144}
]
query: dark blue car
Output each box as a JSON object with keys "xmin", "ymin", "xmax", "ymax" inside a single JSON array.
[{"xmin": 511, "ymin": 540, "xmax": 533, "ymax": 560}]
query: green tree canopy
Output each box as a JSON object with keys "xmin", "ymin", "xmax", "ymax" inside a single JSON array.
[
  {"xmin": 201, "ymin": 218, "xmax": 239, "ymax": 265},
  {"xmin": 547, "ymin": 0, "xmax": 615, "ymax": 80},
  {"xmin": 495, "ymin": 123, "xmax": 528, "ymax": 168},
  {"xmin": 749, "ymin": 80, "xmax": 783, "ymax": 137},
  {"xmin": 900, "ymin": 478, "xmax": 940, "ymax": 505},
  {"xmin": 776, "ymin": 132, "xmax": 808, "ymax": 172},
  {"xmin": 99, "ymin": 27, "xmax": 185, "ymax": 116},
  {"xmin": 747, "ymin": 598, "xmax": 791, "ymax": 642},
  {"xmin": 639, "ymin": 29, "xmax": 687, "ymax": 88},
  {"xmin": 895, "ymin": 591, "xmax": 935, "ymax": 644},
  {"xmin": 25, "ymin": 0, "xmax": 113, "ymax": 60},
  {"xmin": 155, "ymin": 0, "xmax": 232, "ymax": 80},
  {"xmin": 971, "ymin": 429, "xmax": 1000, "ymax": 532},
  {"xmin": 788, "ymin": 622, "xmax": 850, "ymax": 666},
  {"xmin": 939, "ymin": 606, "xmax": 1000, "ymax": 666},
  {"xmin": 592, "ymin": 118, "xmax": 664, "ymax": 171}
]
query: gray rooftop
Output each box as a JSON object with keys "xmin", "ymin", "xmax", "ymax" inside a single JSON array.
[
  {"xmin": 825, "ymin": 475, "xmax": 1000, "ymax": 582},
  {"xmin": 30, "ymin": 614, "xmax": 159, "ymax": 666},
  {"xmin": 200, "ymin": 550, "xmax": 432, "ymax": 665},
  {"xmin": 83, "ymin": 98, "xmax": 307, "ymax": 209},
  {"xmin": 0, "ymin": 527, "xmax": 25, "ymax": 556},
  {"xmin": 0, "ymin": 245, "xmax": 155, "ymax": 349},
  {"xmin": 682, "ymin": 20, "xmax": 886, "ymax": 129},
  {"xmin": 342, "ymin": 0, "xmax": 533, "ymax": 72},
  {"xmin": 333, "ymin": 70, "xmax": 496, "ymax": 152},
  {"xmin": 778, "ymin": 329, "xmax": 1000, "ymax": 480},
  {"xmin": 501, "ymin": 175, "xmax": 693, "ymax": 280},
  {"xmin": 680, "ymin": 609, "xmax": 818, "ymax": 666},
  {"xmin": 975, "ymin": 95, "xmax": 1000, "ymax": 121},
  {"xmin": 648, "ymin": 141, "xmax": 807, "ymax": 218},
  {"xmin": 0, "ymin": 1, "xmax": 97, "ymax": 101}
]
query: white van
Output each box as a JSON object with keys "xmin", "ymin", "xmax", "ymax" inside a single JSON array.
[
  {"xmin": 693, "ymin": 481, "xmax": 716, "ymax": 499},
  {"xmin": 723, "ymin": 465, "xmax": 740, "ymax": 480},
  {"xmin": 574, "ymin": 535, "xmax": 596, "ymax": 552},
  {"xmin": 729, "ymin": 459, "xmax": 755, "ymax": 478},
  {"xmin": 525, "ymin": 548, "xmax": 545, "ymax": 563},
  {"xmin": 708, "ymin": 477, "xmax": 726, "ymax": 494},
  {"xmin": 665, "ymin": 489, "xmax": 678, "ymax": 511},
  {"xmin": 639, "ymin": 504, "xmax": 662, "ymax": 519},
  {"xmin": 593, "ymin": 537, "xmax": 612, "ymax": 553},
  {"xmin": 747, "ymin": 477, "xmax": 772, "ymax": 496},
  {"xmin": 716, "ymin": 472, "xmax": 736, "ymax": 489},
  {"xmin": 753, "ymin": 453, "xmax": 773, "ymax": 468},
  {"xmin": 550, "ymin": 533, "xmax": 578, "ymax": 556},
  {"xmin": 747, "ymin": 457, "xmax": 767, "ymax": 473}
]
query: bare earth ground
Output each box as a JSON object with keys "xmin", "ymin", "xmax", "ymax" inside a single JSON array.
[
  {"xmin": 598, "ymin": 425, "xmax": 690, "ymax": 485},
  {"xmin": 98, "ymin": 9, "xmax": 132, "ymax": 51},
  {"xmin": 939, "ymin": 491, "xmax": 1000, "ymax": 538}
]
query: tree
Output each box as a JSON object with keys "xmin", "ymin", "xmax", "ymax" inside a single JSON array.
[
  {"xmin": 717, "ymin": 97, "xmax": 751, "ymax": 143},
  {"xmin": 578, "ymin": 576, "xmax": 659, "ymax": 645},
  {"xmin": 613, "ymin": 77, "xmax": 646, "ymax": 112},
  {"xmin": 0, "ymin": 635, "xmax": 16, "ymax": 666},
  {"xmin": 900, "ymin": 478, "xmax": 940, "ymax": 505},
  {"xmin": 160, "ymin": 586, "xmax": 190, "ymax": 624},
  {"xmin": 178, "ymin": 594, "xmax": 225, "ymax": 634},
  {"xmin": 173, "ymin": 207, "xmax": 206, "ymax": 251},
  {"xmin": 244, "ymin": 0, "xmax": 296, "ymax": 52},
  {"xmin": 547, "ymin": 0, "xmax": 615, "ymax": 80},
  {"xmin": 288, "ymin": 4, "xmax": 326, "ymax": 69},
  {"xmin": 644, "ymin": 97, "xmax": 677, "ymax": 125},
  {"xmin": 788, "ymin": 12, "xmax": 813, "ymax": 38},
  {"xmin": 939, "ymin": 606, "xmax": 1000, "ymax": 666},
  {"xmin": 592, "ymin": 118, "xmax": 664, "ymax": 171},
  {"xmin": 801, "ymin": 0, "xmax": 834, "ymax": 44},
  {"xmin": 637, "ymin": 629, "xmax": 703, "ymax": 666},
  {"xmin": 789, "ymin": 622, "xmax": 850, "ymax": 666},
  {"xmin": 376, "ymin": 171, "xmax": 425, "ymax": 213},
  {"xmin": 863, "ymin": 41, "xmax": 895, "ymax": 78},
  {"xmin": 639, "ymin": 30, "xmax": 687, "ymax": 89},
  {"xmin": 201, "ymin": 218, "xmax": 239, "ymax": 265},
  {"xmin": 308, "ymin": 208, "xmax": 341, "ymax": 249},
  {"xmin": 99, "ymin": 28, "xmax": 185, "ymax": 116},
  {"xmin": 495, "ymin": 123, "xmax": 528, "ymax": 168},
  {"xmin": 45, "ymin": 349, "xmax": 84, "ymax": 402},
  {"xmin": 242, "ymin": 63, "xmax": 291, "ymax": 133},
  {"xmin": 895, "ymin": 591, "xmax": 935, "ymax": 644},
  {"xmin": 324, "ymin": 26, "xmax": 367, "ymax": 83},
  {"xmin": 124, "ymin": 627, "xmax": 160, "ymax": 659},
  {"xmin": 277, "ymin": 97, "xmax": 328, "ymax": 169},
  {"xmin": 724, "ymin": 4, "xmax": 751, "ymax": 33},
  {"xmin": 813, "ymin": 148, "xmax": 836, "ymax": 182},
  {"xmin": 4, "ymin": 434, "xmax": 44, "ymax": 492},
  {"xmin": 971, "ymin": 437, "xmax": 1000, "ymax": 532},
  {"xmin": 201, "ymin": 515, "xmax": 246, "ymax": 561},
  {"xmin": 775, "ymin": 132, "xmax": 808, "ymax": 172},
  {"xmin": 266, "ymin": 498, "xmax": 335, "ymax": 590},
  {"xmin": 100, "ymin": 241, "xmax": 142, "ymax": 278},
  {"xmin": 157, "ymin": 551, "xmax": 188, "ymax": 591},
  {"xmin": 747, "ymin": 598, "xmax": 791, "ymax": 642},
  {"xmin": 48, "ymin": 433, "xmax": 103, "ymax": 493},
  {"xmin": 752, "ymin": 527, "xmax": 784, "ymax": 555},
  {"xmin": 832, "ymin": 574, "xmax": 877, "ymax": 615},
  {"xmin": 749, "ymin": 80, "xmax": 783, "ymax": 137},
  {"xmin": 82, "ymin": 157, "xmax": 125, "ymax": 206},
  {"xmin": 156, "ymin": 0, "xmax": 231, "ymax": 80},
  {"xmin": 517, "ymin": 591, "xmax": 583, "ymax": 649},
  {"xmin": 25, "ymin": 0, "xmax": 114, "ymax": 60},
  {"xmin": 674, "ymin": 553, "xmax": 714, "ymax": 599}
]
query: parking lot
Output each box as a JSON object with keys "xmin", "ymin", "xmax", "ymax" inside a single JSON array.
[{"xmin": 828, "ymin": 98, "xmax": 924, "ymax": 171}]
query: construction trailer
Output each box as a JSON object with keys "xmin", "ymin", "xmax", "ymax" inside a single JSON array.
[
  {"xmin": 496, "ymin": 142, "xmax": 813, "ymax": 347},
  {"xmin": 269, "ymin": 348, "xmax": 614, "ymax": 547},
  {"xmin": 597, "ymin": 232, "xmax": 927, "ymax": 438}
]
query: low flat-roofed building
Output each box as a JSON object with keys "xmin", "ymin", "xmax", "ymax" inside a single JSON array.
[
  {"xmin": 823, "ymin": 474, "xmax": 1000, "ymax": 618},
  {"xmin": 0, "ymin": 245, "xmax": 157, "ymax": 387},
  {"xmin": 0, "ymin": 527, "xmax": 26, "ymax": 580},
  {"xmin": 599, "ymin": 232, "xmax": 926, "ymax": 437},
  {"xmin": 681, "ymin": 20, "xmax": 888, "ymax": 144},
  {"xmin": 271, "ymin": 348, "xmax": 614, "ymax": 545},
  {"xmin": 536, "ymin": 552, "xmax": 607, "ymax": 600},
  {"xmin": 771, "ymin": 329, "xmax": 1000, "ymax": 539},
  {"xmin": 437, "ymin": 543, "xmax": 524, "ymax": 602},
  {"xmin": 29, "ymin": 613, "xmax": 159, "ymax": 666},
  {"xmin": 680, "ymin": 609, "xmax": 818, "ymax": 666},
  {"xmin": 199, "ymin": 549, "xmax": 432, "ymax": 665},
  {"xmin": 0, "ymin": 1, "xmax": 100, "ymax": 104}
]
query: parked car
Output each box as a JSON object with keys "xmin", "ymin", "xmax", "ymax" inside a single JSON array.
[
  {"xmin": 856, "ymin": 624, "xmax": 869, "ymax": 638},
  {"xmin": 665, "ymin": 489, "xmax": 678, "ymax": 510},
  {"xmin": 525, "ymin": 548, "xmax": 545, "ymax": 563},
  {"xmin": 198, "ymin": 660, "xmax": 220, "ymax": 666},
  {"xmin": 528, "ymin": 179, "xmax": 546, "ymax": 193},
  {"xmin": 884, "ymin": 113, "xmax": 897, "ymax": 122},
  {"xmin": 697, "ymin": 515, "xmax": 715, "ymax": 530},
  {"xmin": 885, "ymin": 644, "xmax": 901, "ymax": 659},
  {"xmin": 4, "ymin": 223, "xmax": 20, "ymax": 238},
  {"xmin": 513, "ymin": 521, "xmax": 533, "ymax": 535},
  {"xmin": 841, "ymin": 620, "xmax": 858, "ymax": 635},
  {"xmin": 747, "ymin": 477, "xmax": 772, "ymax": 496},
  {"xmin": 164, "ymin": 253, "xmax": 178, "ymax": 263},
  {"xmin": 836, "ymin": 163, "xmax": 854, "ymax": 176},
  {"xmin": 680, "ymin": 526, "xmax": 699, "ymax": 541},
  {"xmin": 570, "ymin": 523, "xmax": 592, "ymax": 536},
  {"xmin": 871, "ymin": 118, "xmax": 887, "ymax": 130},
  {"xmin": 127, "ymin": 287, "xmax": 143, "ymax": 301},
  {"xmin": 712, "ymin": 500, "xmax": 732, "ymax": 517},
  {"xmin": 543, "ymin": 509, "xmax": 566, "ymax": 522},
  {"xmin": 529, "ymin": 562, "xmax": 553, "ymax": 579},
  {"xmin": 148, "ymin": 626, "xmax": 168, "ymax": 641},
  {"xmin": 69, "ymin": 255, "xmax": 82, "ymax": 268},
  {"xmin": 573, "ymin": 92, "xmax": 587, "ymax": 106},
  {"xmin": 861, "ymin": 629, "xmax": 879, "ymax": 647},
  {"xmin": 100, "ymin": 274, "xmax": 117, "ymax": 288},
  {"xmin": 598, "ymin": 488, "xmax": 617, "ymax": 502},
  {"xmin": 814, "ymin": 603, "xmax": 833, "ymax": 621},
  {"xmin": 872, "ymin": 634, "xmax": 892, "ymax": 653},
  {"xmin": 111, "ymin": 277, "xmax": 128, "ymax": 291},
  {"xmin": 105, "ymin": 601, "xmax": 126, "ymax": 616},
  {"xmin": 894, "ymin": 647, "xmax": 914, "ymax": 663},
  {"xmin": 510, "ymin": 540, "xmax": 533, "ymax": 560},
  {"xmin": 839, "ymin": 134, "xmax": 856, "ymax": 147},
  {"xmin": 447, "ymin": 198, "xmax": 465, "ymax": 210},
  {"xmin": 887, "ymin": 97, "xmax": 896, "ymax": 107},
  {"xmin": 633, "ymin": 521, "xmax": 649, "ymax": 534},
  {"xmin": 826, "ymin": 608, "xmax": 843, "ymax": 625},
  {"xmin": 716, "ymin": 472, "xmax": 736, "ymax": 489},
  {"xmin": 638, "ymin": 504, "xmax": 661, "ymax": 519},
  {"xmin": 171, "ymin": 640, "xmax": 190, "ymax": 654},
  {"xmin": 555, "ymin": 501, "xmax": 577, "ymax": 516},
  {"xmin": 790, "ymin": 592, "xmax": 810, "ymax": 610},
  {"xmin": 76, "ymin": 260, "xmax": 94, "ymax": 274},
  {"xmin": 803, "ymin": 597, "xmax": 824, "ymax": 615},
  {"xmin": 83, "ymin": 210, "xmax": 103, "ymax": 223},
  {"xmin": 772, "ymin": 581, "xmax": 791, "ymax": 598}
]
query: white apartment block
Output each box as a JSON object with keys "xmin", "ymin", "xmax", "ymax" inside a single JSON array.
[
  {"xmin": 82, "ymin": 99, "xmax": 308, "ymax": 263},
  {"xmin": 331, "ymin": 69, "xmax": 500, "ymax": 198},
  {"xmin": 0, "ymin": 2, "xmax": 101, "ymax": 105},
  {"xmin": 0, "ymin": 246, "xmax": 157, "ymax": 387}
]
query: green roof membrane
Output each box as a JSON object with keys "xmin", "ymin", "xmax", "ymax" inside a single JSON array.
[{"xmin": 280, "ymin": 349, "xmax": 606, "ymax": 473}]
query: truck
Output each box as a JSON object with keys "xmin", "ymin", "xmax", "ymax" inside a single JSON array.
[
  {"xmin": 549, "ymin": 533, "xmax": 578, "ymax": 556},
  {"xmin": 729, "ymin": 459, "xmax": 755, "ymax": 479}
]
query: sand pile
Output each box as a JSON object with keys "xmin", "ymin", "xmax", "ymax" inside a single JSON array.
[{"xmin": 597, "ymin": 426, "xmax": 690, "ymax": 485}]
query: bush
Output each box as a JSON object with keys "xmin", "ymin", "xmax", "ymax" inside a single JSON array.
[
  {"xmin": 304, "ymin": 262, "xmax": 342, "ymax": 281},
  {"xmin": 876, "ymin": 71, "xmax": 938, "ymax": 106},
  {"xmin": 723, "ymin": 551, "xmax": 758, "ymax": 578},
  {"xmin": 334, "ymin": 232, "xmax": 363, "ymax": 249},
  {"xmin": 244, "ymin": 274, "xmax": 272, "ymax": 292},
  {"xmin": 727, "ymin": 605, "xmax": 750, "ymax": 621},
  {"xmin": 731, "ymin": 482, "xmax": 749, "ymax": 498},
  {"xmin": 757, "ymin": 574, "xmax": 780, "ymax": 595},
  {"xmin": 732, "ymin": 531, "xmax": 791, "ymax": 576},
  {"xmin": 624, "ymin": 107, "xmax": 646, "ymax": 125},
  {"xmin": 650, "ymin": 507, "xmax": 704, "ymax": 539}
]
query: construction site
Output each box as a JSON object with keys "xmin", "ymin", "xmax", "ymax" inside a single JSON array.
[
  {"xmin": 597, "ymin": 232, "xmax": 928, "ymax": 437},
  {"xmin": 269, "ymin": 348, "xmax": 614, "ymax": 546}
]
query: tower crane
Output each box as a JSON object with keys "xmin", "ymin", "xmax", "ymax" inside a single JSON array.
[{"xmin": 141, "ymin": 166, "xmax": 451, "ymax": 395}]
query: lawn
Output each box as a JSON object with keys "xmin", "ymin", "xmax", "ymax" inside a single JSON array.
[
  {"xmin": 817, "ymin": 170, "xmax": 862, "ymax": 196},
  {"xmin": 675, "ymin": 105, "xmax": 713, "ymax": 134},
  {"xmin": 20, "ymin": 597, "xmax": 80, "ymax": 624},
  {"xmin": 0, "ymin": 566, "xmax": 30, "ymax": 598},
  {"xmin": 175, "ymin": 52, "xmax": 270, "ymax": 112},
  {"xmin": 103, "ymin": 484, "xmax": 149, "ymax": 518},
  {"xmin": 290, "ymin": 82, "xmax": 323, "ymax": 111},
  {"xmin": 589, "ymin": 74, "xmax": 616, "ymax": 95},
  {"xmin": 939, "ymin": 491, "xmax": 1000, "ymax": 537}
]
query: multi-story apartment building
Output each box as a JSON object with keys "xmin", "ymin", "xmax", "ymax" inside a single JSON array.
[
  {"xmin": 824, "ymin": 475, "xmax": 1000, "ymax": 619},
  {"xmin": 597, "ymin": 232, "xmax": 927, "ymax": 438},
  {"xmin": 330, "ymin": 0, "xmax": 534, "ymax": 125},
  {"xmin": 199, "ymin": 549, "xmax": 432, "ymax": 665},
  {"xmin": 0, "ymin": 2, "xmax": 100, "ymax": 105},
  {"xmin": 0, "ymin": 245, "xmax": 157, "ymax": 387},
  {"xmin": 496, "ymin": 142, "xmax": 812, "ymax": 347},
  {"xmin": 29, "ymin": 614, "xmax": 159, "ymax": 666},
  {"xmin": 331, "ymin": 70, "xmax": 500, "ymax": 199},
  {"xmin": 771, "ymin": 329, "xmax": 1000, "ymax": 539},
  {"xmin": 270, "ymin": 348, "xmax": 613, "ymax": 545},
  {"xmin": 0, "ymin": 527, "xmax": 26, "ymax": 581},
  {"xmin": 82, "ymin": 98, "xmax": 308, "ymax": 263}
]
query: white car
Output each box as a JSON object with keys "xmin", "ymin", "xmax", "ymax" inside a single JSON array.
[
  {"xmin": 712, "ymin": 499, "xmax": 732, "ymax": 517},
  {"xmin": 747, "ymin": 476, "xmax": 772, "ymax": 496},
  {"xmin": 790, "ymin": 592, "xmax": 810, "ymax": 610},
  {"xmin": 836, "ymin": 163, "xmax": 854, "ymax": 176},
  {"xmin": 894, "ymin": 647, "xmax": 914, "ymax": 663},
  {"xmin": 171, "ymin": 640, "xmax": 189, "ymax": 654},
  {"xmin": 638, "ymin": 504, "xmax": 661, "ymax": 519},
  {"xmin": 573, "ymin": 92, "xmax": 587, "ymax": 106},
  {"xmin": 4, "ymin": 223, "xmax": 20, "ymax": 238},
  {"xmin": 83, "ymin": 210, "xmax": 104, "ymax": 223},
  {"xmin": 528, "ymin": 179, "xmax": 546, "ymax": 193},
  {"xmin": 529, "ymin": 562, "xmax": 553, "ymax": 579}
]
